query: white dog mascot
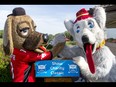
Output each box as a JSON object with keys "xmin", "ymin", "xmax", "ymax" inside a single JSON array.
[{"xmin": 51, "ymin": 6, "xmax": 116, "ymax": 82}]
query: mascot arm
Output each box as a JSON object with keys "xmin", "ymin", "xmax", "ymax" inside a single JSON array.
[{"xmin": 13, "ymin": 48, "xmax": 52, "ymax": 62}]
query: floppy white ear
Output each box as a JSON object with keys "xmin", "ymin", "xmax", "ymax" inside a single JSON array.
[
  {"xmin": 93, "ymin": 6, "xmax": 106, "ymax": 29},
  {"xmin": 64, "ymin": 19, "xmax": 75, "ymax": 38}
]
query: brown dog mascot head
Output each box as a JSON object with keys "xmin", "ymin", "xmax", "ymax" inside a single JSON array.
[
  {"xmin": 3, "ymin": 7, "xmax": 49, "ymax": 55},
  {"xmin": 3, "ymin": 7, "xmax": 66, "ymax": 82},
  {"xmin": 2, "ymin": 7, "xmax": 55, "ymax": 82}
]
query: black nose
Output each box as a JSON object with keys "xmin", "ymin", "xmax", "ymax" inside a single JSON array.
[
  {"xmin": 43, "ymin": 34, "xmax": 49, "ymax": 43},
  {"xmin": 82, "ymin": 35, "xmax": 89, "ymax": 43}
]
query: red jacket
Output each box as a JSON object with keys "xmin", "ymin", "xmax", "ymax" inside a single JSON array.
[{"xmin": 10, "ymin": 48, "xmax": 52, "ymax": 82}]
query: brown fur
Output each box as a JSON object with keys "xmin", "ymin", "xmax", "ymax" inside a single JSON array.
[
  {"xmin": 23, "ymin": 31, "xmax": 44, "ymax": 51},
  {"xmin": 3, "ymin": 12, "xmax": 44, "ymax": 55},
  {"xmin": 3, "ymin": 16, "xmax": 14, "ymax": 55}
]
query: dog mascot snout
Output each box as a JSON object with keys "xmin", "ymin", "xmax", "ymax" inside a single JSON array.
[
  {"xmin": 3, "ymin": 7, "xmax": 53, "ymax": 82},
  {"xmin": 22, "ymin": 31, "xmax": 49, "ymax": 52},
  {"xmin": 43, "ymin": 34, "xmax": 49, "ymax": 43},
  {"xmin": 82, "ymin": 35, "xmax": 89, "ymax": 44}
]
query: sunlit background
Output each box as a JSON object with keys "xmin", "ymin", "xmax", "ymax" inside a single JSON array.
[{"xmin": 0, "ymin": 5, "xmax": 116, "ymax": 38}]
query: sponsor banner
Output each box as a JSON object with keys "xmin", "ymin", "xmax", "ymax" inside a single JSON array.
[{"xmin": 35, "ymin": 60, "xmax": 80, "ymax": 77}]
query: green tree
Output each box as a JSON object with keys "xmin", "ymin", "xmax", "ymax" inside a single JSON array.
[
  {"xmin": 0, "ymin": 30, "xmax": 3, "ymax": 38},
  {"xmin": 64, "ymin": 31, "xmax": 73, "ymax": 41},
  {"xmin": 48, "ymin": 34, "xmax": 54, "ymax": 42}
]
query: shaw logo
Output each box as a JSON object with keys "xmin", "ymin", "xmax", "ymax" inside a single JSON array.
[
  {"xmin": 68, "ymin": 64, "xmax": 78, "ymax": 73},
  {"xmin": 37, "ymin": 64, "xmax": 47, "ymax": 73}
]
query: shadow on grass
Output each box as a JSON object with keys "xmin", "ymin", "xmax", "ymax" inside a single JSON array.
[{"xmin": 0, "ymin": 63, "xmax": 12, "ymax": 82}]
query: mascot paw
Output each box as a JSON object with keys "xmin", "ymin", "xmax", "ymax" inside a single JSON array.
[
  {"xmin": 51, "ymin": 33, "xmax": 66, "ymax": 46},
  {"xmin": 73, "ymin": 56, "xmax": 88, "ymax": 69},
  {"xmin": 50, "ymin": 33, "xmax": 66, "ymax": 58}
]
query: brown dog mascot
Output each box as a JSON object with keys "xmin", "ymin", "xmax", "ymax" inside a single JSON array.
[{"xmin": 3, "ymin": 7, "xmax": 55, "ymax": 82}]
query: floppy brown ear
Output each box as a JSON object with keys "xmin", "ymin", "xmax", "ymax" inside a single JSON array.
[{"xmin": 3, "ymin": 16, "xmax": 14, "ymax": 55}]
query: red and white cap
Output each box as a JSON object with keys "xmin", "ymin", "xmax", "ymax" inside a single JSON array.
[{"xmin": 74, "ymin": 8, "xmax": 92, "ymax": 23}]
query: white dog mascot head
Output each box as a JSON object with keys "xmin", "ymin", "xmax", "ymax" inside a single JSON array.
[
  {"xmin": 51, "ymin": 6, "xmax": 116, "ymax": 82},
  {"xmin": 64, "ymin": 7, "xmax": 106, "ymax": 74}
]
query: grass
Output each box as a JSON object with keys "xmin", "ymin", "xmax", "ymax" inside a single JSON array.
[
  {"xmin": 0, "ymin": 38, "xmax": 3, "ymax": 44},
  {"xmin": 0, "ymin": 38, "xmax": 12, "ymax": 82}
]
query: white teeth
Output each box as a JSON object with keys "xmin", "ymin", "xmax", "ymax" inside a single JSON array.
[{"xmin": 92, "ymin": 42, "xmax": 97, "ymax": 54}]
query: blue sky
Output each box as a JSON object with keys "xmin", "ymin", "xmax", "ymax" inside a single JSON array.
[{"xmin": 0, "ymin": 5, "xmax": 98, "ymax": 35}]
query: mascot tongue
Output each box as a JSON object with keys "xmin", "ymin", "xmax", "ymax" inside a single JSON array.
[{"xmin": 85, "ymin": 44, "xmax": 95, "ymax": 74}]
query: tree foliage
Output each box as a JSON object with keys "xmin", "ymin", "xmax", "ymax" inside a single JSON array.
[
  {"xmin": 48, "ymin": 34, "xmax": 54, "ymax": 42},
  {"xmin": 64, "ymin": 31, "xmax": 73, "ymax": 41},
  {"xmin": 0, "ymin": 30, "xmax": 3, "ymax": 38}
]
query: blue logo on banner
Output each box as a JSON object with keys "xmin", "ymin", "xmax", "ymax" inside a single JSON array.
[{"xmin": 35, "ymin": 60, "xmax": 80, "ymax": 77}]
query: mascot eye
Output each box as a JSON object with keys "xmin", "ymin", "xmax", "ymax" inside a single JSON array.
[
  {"xmin": 88, "ymin": 20, "xmax": 94, "ymax": 28},
  {"xmin": 76, "ymin": 29, "xmax": 80, "ymax": 33},
  {"xmin": 20, "ymin": 27, "xmax": 29, "ymax": 36},
  {"xmin": 76, "ymin": 25, "xmax": 80, "ymax": 33}
]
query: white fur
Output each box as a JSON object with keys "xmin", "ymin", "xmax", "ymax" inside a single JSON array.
[
  {"xmin": 93, "ymin": 6, "xmax": 106, "ymax": 29},
  {"xmin": 52, "ymin": 6, "xmax": 116, "ymax": 82},
  {"xmin": 73, "ymin": 46, "xmax": 116, "ymax": 82}
]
